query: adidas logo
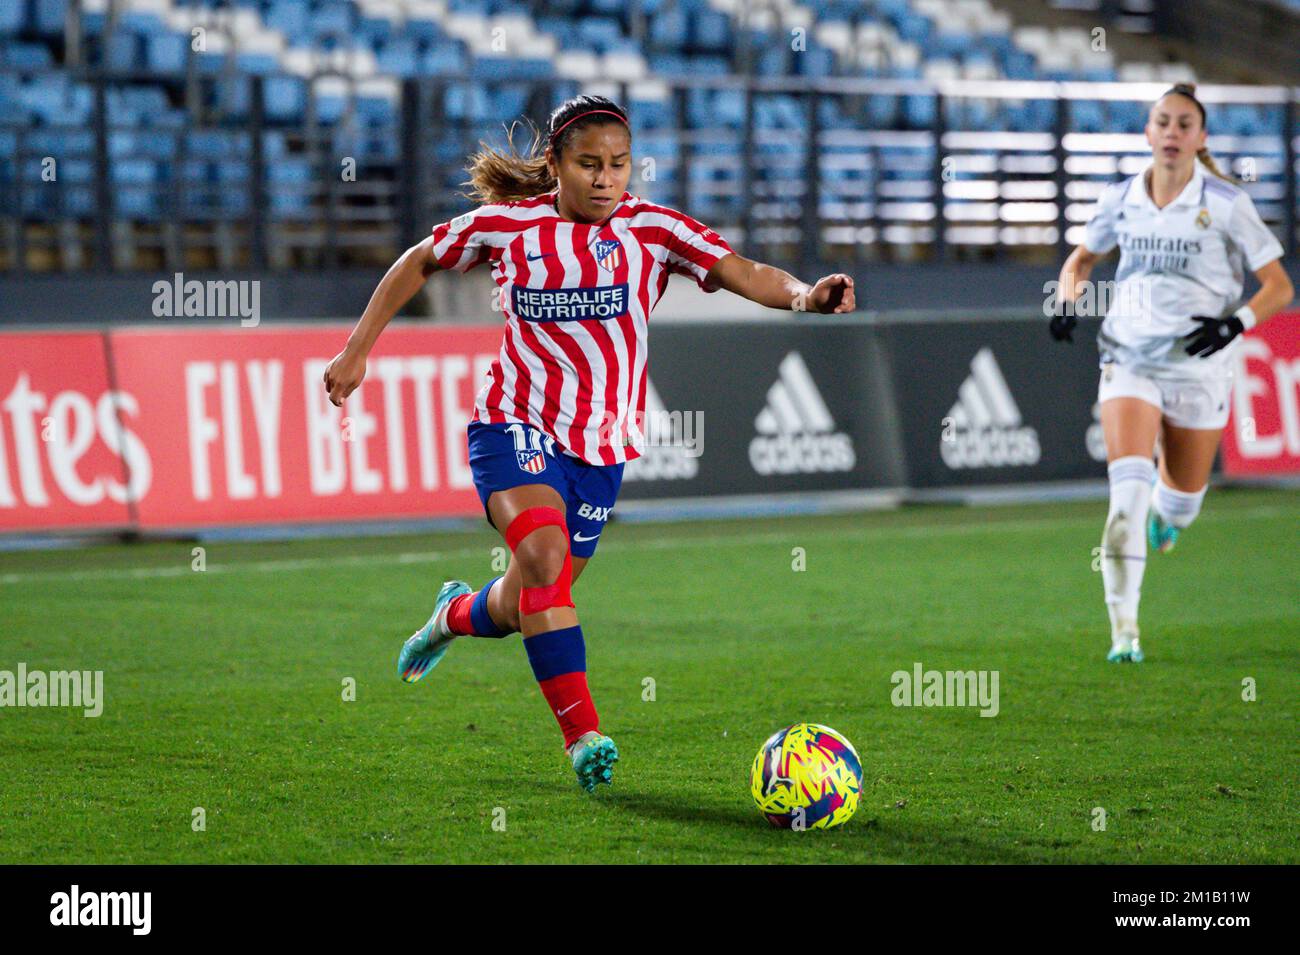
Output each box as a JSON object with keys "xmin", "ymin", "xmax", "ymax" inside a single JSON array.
[
  {"xmin": 941, "ymin": 348, "xmax": 1041, "ymax": 469},
  {"xmin": 750, "ymin": 351, "xmax": 855, "ymax": 475},
  {"xmin": 623, "ymin": 379, "xmax": 700, "ymax": 482}
]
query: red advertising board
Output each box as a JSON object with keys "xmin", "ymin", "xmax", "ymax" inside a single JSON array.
[
  {"xmin": 0, "ymin": 331, "xmax": 134, "ymax": 531},
  {"xmin": 1223, "ymin": 311, "xmax": 1300, "ymax": 477},
  {"xmin": 0, "ymin": 325, "xmax": 504, "ymax": 532}
]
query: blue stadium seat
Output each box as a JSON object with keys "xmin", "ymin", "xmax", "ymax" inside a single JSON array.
[
  {"xmin": 146, "ymin": 33, "xmax": 188, "ymax": 73},
  {"xmin": 651, "ymin": 10, "xmax": 688, "ymax": 49},
  {"xmin": 904, "ymin": 94, "xmax": 935, "ymax": 128},
  {"xmin": 105, "ymin": 33, "xmax": 142, "ymax": 72},
  {"xmin": 424, "ymin": 41, "xmax": 468, "ymax": 76},
  {"xmin": 357, "ymin": 89, "xmax": 397, "ymax": 123},
  {"xmin": 630, "ymin": 95, "xmax": 671, "ymax": 130},
  {"xmin": 309, "ymin": 1, "xmax": 356, "ymax": 42},
  {"xmin": 576, "ymin": 18, "xmax": 623, "ymax": 53},
  {"xmin": 444, "ymin": 82, "xmax": 490, "ymax": 122},
  {"xmin": 266, "ymin": 0, "xmax": 309, "ymax": 38},
  {"xmin": 265, "ymin": 76, "xmax": 307, "ymax": 120},
  {"xmin": 378, "ymin": 38, "xmax": 421, "ymax": 78},
  {"xmin": 691, "ymin": 11, "xmax": 732, "ymax": 52},
  {"xmin": 33, "ymin": 0, "xmax": 66, "ymax": 36},
  {"xmin": 358, "ymin": 9, "xmax": 397, "ymax": 46},
  {"xmin": 1, "ymin": 1, "xmax": 27, "ymax": 33},
  {"xmin": 795, "ymin": 47, "xmax": 836, "ymax": 78},
  {"xmin": 3, "ymin": 42, "xmax": 54, "ymax": 69}
]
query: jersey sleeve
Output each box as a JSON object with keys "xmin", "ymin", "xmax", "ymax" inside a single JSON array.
[
  {"xmin": 1082, "ymin": 180, "xmax": 1125, "ymax": 255},
  {"xmin": 661, "ymin": 211, "xmax": 734, "ymax": 292},
  {"xmin": 1227, "ymin": 191, "xmax": 1284, "ymax": 272},
  {"xmin": 428, "ymin": 207, "xmax": 498, "ymax": 273}
]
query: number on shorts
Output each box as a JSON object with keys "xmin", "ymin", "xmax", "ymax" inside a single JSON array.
[{"xmin": 505, "ymin": 423, "xmax": 555, "ymax": 458}]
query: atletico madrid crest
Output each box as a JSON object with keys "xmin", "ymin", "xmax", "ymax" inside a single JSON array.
[
  {"xmin": 594, "ymin": 239, "xmax": 622, "ymax": 272},
  {"xmin": 516, "ymin": 449, "xmax": 547, "ymax": 474}
]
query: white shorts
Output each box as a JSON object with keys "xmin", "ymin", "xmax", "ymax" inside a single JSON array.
[{"xmin": 1097, "ymin": 363, "xmax": 1230, "ymax": 430}]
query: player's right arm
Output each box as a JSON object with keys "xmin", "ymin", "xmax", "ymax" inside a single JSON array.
[
  {"xmin": 323, "ymin": 236, "xmax": 443, "ymax": 407},
  {"xmin": 1049, "ymin": 180, "xmax": 1121, "ymax": 342},
  {"xmin": 1046, "ymin": 244, "xmax": 1102, "ymax": 343},
  {"xmin": 1058, "ymin": 243, "xmax": 1102, "ymax": 303}
]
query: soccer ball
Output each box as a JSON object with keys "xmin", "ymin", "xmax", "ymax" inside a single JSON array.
[{"xmin": 750, "ymin": 722, "xmax": 862, "ymax": 830}]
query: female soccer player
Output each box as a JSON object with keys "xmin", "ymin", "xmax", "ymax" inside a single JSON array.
[
  {"xmin": 322, "ymin": 95, "xmax": 855, "ymax": 789},
  {"xmin": 1051, "ymin": 83, "xmax": 1292, "ymax": 663}
]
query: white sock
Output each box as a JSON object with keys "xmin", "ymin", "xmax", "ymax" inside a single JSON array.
[
  {"xmin": 1102, "ymin": 456, "xmax": 1155, "ymax": 636},
  {"xmin": 1153, "ymin": 479, "xmax": 1206, "ymax": 529}
]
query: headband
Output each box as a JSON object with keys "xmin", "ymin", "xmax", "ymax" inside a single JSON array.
[{"xmin": 549, "ymin": 109, "xmax": 628, "ymax": 146}]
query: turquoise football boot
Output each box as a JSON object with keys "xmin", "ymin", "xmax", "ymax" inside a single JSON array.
[
  {"xmin": 398, "ymin": 580, "xmax": 471, "ymax": 683},
  {"xmin": 568, "ymin": 731, "xmax": 619, "ymax": 793},
  {"xmin": 1148, "ymin": 510, "xmax": 1179, "ymax": 554},
  {"xmin": 1107, "ymin": 628, "xmax": 1143, "ymax": 663}
]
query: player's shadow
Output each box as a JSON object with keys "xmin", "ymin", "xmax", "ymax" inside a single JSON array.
[
  {"xmin": 491, "ymin": 777, "xmax": 1065, "ymax": 863},
  {"xmin": 592, "ymin": 788, "xmax": 1059, "ymax": 864},
  {"xmin": 605, "ymin": 789, "xmax": 756, "ymax": 829}
]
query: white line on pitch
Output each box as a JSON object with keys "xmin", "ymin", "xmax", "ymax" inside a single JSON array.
[{"xmin": 0, "ymin": 506, "xmax": 1283, "ymax": 587}]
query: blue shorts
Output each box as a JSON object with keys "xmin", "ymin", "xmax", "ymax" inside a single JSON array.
[{"xmin": 466, "ymin": 421, "xmax": 624, "ymax": 559}]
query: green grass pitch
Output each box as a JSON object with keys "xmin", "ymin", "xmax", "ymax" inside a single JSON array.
[{"xmin": 1, "ymin": 488, "xmax": 1295, "ymax": 864}]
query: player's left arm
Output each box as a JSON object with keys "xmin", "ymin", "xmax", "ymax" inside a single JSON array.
[
  {"xmin": 1185, "ymin": 192, "xmax": 1294, "ymax": 356},
  {"xmin": 1184, "ymin": 259, "xmax": 1294, "ymax": 356},
  {"xmin": 1243, "ymin": 259, "xmax": 1295, "ymax": 326},
  {"xmin": 705, "ymin": 253, "xmax": 856, "ymax": 314}
]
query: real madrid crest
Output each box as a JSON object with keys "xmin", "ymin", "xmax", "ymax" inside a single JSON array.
[{"xmin": 1195, "ymin": 208, "xmax": 1211, "ymax": 230}]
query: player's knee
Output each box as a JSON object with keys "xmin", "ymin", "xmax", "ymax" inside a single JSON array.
[
  {"xmin": 504, "ymin": 507, "xmax": 575, "ymax": 614},
  {"xmin": 513, "ymin": 527, "xmax": 568, "ymax": 586}
]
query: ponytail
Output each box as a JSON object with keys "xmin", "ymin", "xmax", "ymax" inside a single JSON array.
[
  {"xmin": 1196, "ymin": 147, "xmax": 1238, "ymax": 184},
  {"xmin": 463, "ymin": 120, "xmax": 556, "ymax": 205}
]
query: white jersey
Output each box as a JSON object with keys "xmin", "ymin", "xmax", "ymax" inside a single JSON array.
[{"xmin": 1083, "ymin": 160, "xmax": 1284, "ymax": 380}]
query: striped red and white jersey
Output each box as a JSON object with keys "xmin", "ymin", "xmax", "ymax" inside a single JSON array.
[{"xmin": 428, "ymin": 190, "xmax": 733, "ymax": 465}]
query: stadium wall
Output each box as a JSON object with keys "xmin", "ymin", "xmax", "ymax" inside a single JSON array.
[
  {"xmin": 2, "ymin": 310, "xmax": 1297, "ymax": 536},
  {"xmin": 0, "ymin": 261, "xmax": 1123, "ymax": 324},
  {"xmin": 3, "ymin": 262, "xmax": 1297, "ymax": 325}
]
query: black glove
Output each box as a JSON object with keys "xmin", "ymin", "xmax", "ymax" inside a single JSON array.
[
  {"xmin": 1049, "ymin": 295, "xmax": 1077, "ymax": 343},
  {"xmin": 1183, "ymin": 313, "xmax": 1244, "ymax": 357}
]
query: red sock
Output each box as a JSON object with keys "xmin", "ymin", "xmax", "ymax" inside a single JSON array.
[
  {"xmin": 443, "ymin": 579, "xmax": 512, "ymax": 638},
  {"xmin": 445, "ymin": 593, "xmax": 475, "ymax": 635},
  {"xmin": 536, "ymin": 671, "xmax": 598, "ymax": 748}
]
